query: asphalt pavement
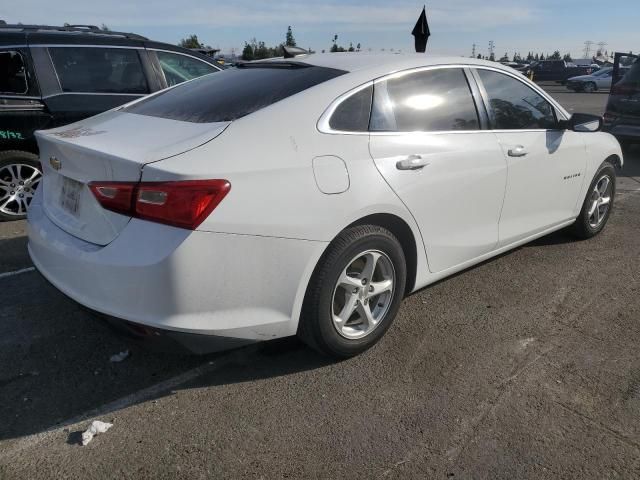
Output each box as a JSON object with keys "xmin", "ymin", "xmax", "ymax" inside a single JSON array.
[{"xmin": 1, "ymin": 87, "xmax": 640, "ymax": 479}]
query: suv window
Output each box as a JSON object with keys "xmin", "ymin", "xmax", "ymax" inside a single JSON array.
[
  {"xmin": 49, "ymin": 47, "xmax": 149, "ymax": 94},
  {"xmin": 0, "ymin": 51, "xmax": 28, "ymax": 94},
  {"xmin": 619, "ymin": 59, "xmax": 640, "ymax": 87},
  {"xmin": 156, "ymin": 51, "xmax": 218, "ymax": 87},
  {"xmin": 370, "ymin": 68, "xmax": 480, "ymax": 132},
  {"xmin": 126, "ymin": 64, "xmax": 346, "ymax": 123},
  {"xmin": 477, "ymin": 69, "xmax": 557, "ymax": 130},
  {"xmin": 328, "ymin": 85, "xmax": 373, "ymax": 132}
]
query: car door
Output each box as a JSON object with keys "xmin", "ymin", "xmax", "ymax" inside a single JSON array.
[
  {"xmin": 597, "ymin": 69, "xmax": 613, "ymax": 89},
  {"xmin": 368, "ymin": 67, "xmax": 508, "ymax": 273},
  {"xmin": 472, "ymin": 68, "xmax": 586, "ymax": 246},
  {"xmin": 44, "ymin": 46, "xmax": 151, "ymax": 126}
]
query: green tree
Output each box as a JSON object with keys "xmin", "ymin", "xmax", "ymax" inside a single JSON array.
[
  {"xmin": 539, "ymin": 53, "xmax": 545, "ymax": 61},
  {"xmin": 563, "ymin": 53, "xmax": 573, "ymax": 62},
  {"xmin": 549, "ymin": 50, "xmax": 561, "ymax": 60},
  {"xmin": 499, "ymin": 52, "xmax": 509, "ymax": 62},
  {"xmin": 100, "ymin": 23, "xmax": 110, "ymax": 32},
  {"xmin": 285, "ymin": 26, "xmax": 296, "ymax": 47},
  {"xmin": 242, "ymin": 42, "xmax": 254, "ymax": 61},
  {"xmin": 348, "ymin": 42, "xmax": 355, "ymax": 52},
  {"xmin": 179, "ymin": 34, "xmax": 202, "ymax": 49},
  {"xmin": 356, "ymin": 43, "xmax": 361, "ymax": 51}
]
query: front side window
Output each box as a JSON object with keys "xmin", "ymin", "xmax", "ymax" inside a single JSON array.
[
  {"xmin": 0, "ymin": 51, "xmax": 28, "ymax": 94},
  {"xmin": 370, "ymin": 68, "xmax": 480, "ymax": 132},
  {"xmin": 477, "ymin": 70, "xmax": 557, "ymax": 130},
  {"xmin": 49, "ymin": 47, "xmax": 149, "ymax": 94},
  {"xmin": 156, "ymin": 51, "xmax": 218, "ymax": 87}
]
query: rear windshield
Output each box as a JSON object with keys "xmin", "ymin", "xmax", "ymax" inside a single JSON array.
[{"xmin": 125, "ymin": 64, "xmax": 346, "ymax": 123}]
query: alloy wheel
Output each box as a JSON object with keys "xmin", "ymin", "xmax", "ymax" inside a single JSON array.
[
  {"xmin": 331, "ymin": 249, "xmax": 396, "ymax": 340},
  {"xmin": 588, "ymin": 174, "xmax": 612, "ymax": 228},
  {"xmin": 0, "ymin": 163, "xmax": 42, "ymax": 217}
]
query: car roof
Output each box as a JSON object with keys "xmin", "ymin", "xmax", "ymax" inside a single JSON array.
[{"xmin": 285, "ymin": 52, "xmax": 519, "ymax": 78}]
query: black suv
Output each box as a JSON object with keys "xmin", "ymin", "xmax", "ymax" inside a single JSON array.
[
  {"xmin": 0, "ymin": 25, "xmax": 221, "ymax": 220},
  {"xmin": 605, "ymin": 53, "xmax": 640, "ymax": 148}
]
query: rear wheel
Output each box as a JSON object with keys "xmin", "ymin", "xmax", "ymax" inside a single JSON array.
[
  {"xmin": 583, "ymin": 82, "xmax": 596, "ymax": 93},
  {"xmin": 571, "ymin": 161, "xmax": 616, "ymax": 239},
  {"xmin": 298, "ymin": 225, "xmax": 407, "ymax": 358},
  {"xmin": 0, "ymin": 151, "xmax": 42, "ymax": 221}
]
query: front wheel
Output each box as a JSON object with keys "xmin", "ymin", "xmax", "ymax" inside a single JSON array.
[
  {"xmin": 0, "ymin": 150, "xmax": 42, "ymax": 221},
  {"xmin": 571, "ymin": 161, "xmax": 616, "ymax": 239},
  {"xmin": 298, "ymin": 225, "xmax": 407, "ymax": 358},
  {"xmin": 583, "ymin": 82, "xmax": 596, "ymax": 93}
]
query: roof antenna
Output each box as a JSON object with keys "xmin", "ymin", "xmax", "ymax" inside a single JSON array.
[{"xmin": 283, "ymin": 46, "xmax": 309, "ymax": 58}]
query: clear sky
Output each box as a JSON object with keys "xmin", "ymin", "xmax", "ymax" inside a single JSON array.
[{"xmin": 3, "ymin": 0, "xmax": 638, "ymax": 58}]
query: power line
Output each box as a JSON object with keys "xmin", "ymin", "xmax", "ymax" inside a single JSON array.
[{"xmin": 583, "ymin": 40, "xmax": 594, "ymax": 58}]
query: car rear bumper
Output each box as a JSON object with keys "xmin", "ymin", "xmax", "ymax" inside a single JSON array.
[{"xmin": 28, "ymin": 190, "xmax": 327, "ymax": 345}]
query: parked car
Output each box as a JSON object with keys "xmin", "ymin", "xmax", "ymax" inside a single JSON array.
[
  {"xmin": 0, "ymin": 24, "xmax": 222, "ymax": 220},
  {"xmin": 566, "ymin": 67, "xmax": 616, "ymax": 92},
  {"xmin": 28, "ymin": 54, "xmax": 622, "ymax": 358},
  {"xmin": 528, "ymin": 60, "xmax": 594, "ymax": 83},
  {"xmin": 605, "ymin": 54, "xmax": 640, "ymax": 146}
]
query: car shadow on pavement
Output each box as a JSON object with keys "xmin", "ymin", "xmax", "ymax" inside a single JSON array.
[
  {"xmin": 0, "ymin": 258, "xmax": 331, "ymax": 444},
  {"xmin": 0, "ymin": 235, "xmax": 31, "ymax": 272}
]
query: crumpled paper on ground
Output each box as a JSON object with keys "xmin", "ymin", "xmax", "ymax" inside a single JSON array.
[
  {"xmin": 109, "ymin": 350, "xmax": 129, "ymax": 363},
  {"xmin": 81, "ymin": 420, "xmax": 113, "ymax": 446}
]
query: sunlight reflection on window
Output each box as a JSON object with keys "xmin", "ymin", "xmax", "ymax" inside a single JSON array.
[{"xmin": 403, "ymin": 94, "xmax": 444, "ymax": 111}]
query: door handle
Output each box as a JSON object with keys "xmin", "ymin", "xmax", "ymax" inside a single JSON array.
[
  {"xmin": 396, "ymin": 155, "xmax": 430, "ymax": 171},
  {"xmin": 508, "ymin": 146, "xmax": 528, "ymax": 157}
]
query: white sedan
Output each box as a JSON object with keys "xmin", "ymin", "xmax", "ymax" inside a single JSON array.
[{"xmin": 28, "ymin": 54, "xmax": 623, "ymax": 358}]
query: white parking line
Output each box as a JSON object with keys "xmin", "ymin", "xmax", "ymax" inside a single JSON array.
[{"xmin": 0, "ymin": 266, "xmax": 35, "ymax": 280}]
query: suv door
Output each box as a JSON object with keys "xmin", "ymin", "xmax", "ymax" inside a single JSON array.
[
  {"xmin": 473, "ymin": 68, "xmax": 586, "ymax": 246},
  {"xmin": 44, "ymin": 46, "xmax": 151, "ymax": 126},
  {"xmin": 368, "ymin": 67, "xmax": 508, "ymax": 273}
]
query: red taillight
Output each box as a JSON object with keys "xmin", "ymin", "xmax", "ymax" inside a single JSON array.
[{"xmin": 89, "ymin": 180, "xmax": 230, "ymax": 230}]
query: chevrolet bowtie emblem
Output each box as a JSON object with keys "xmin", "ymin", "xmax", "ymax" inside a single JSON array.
[{"xmin": 49, "ymin": 156, "xmax": 62, "ymax": 170}]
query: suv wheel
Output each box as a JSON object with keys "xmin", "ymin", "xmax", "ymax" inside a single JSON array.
[
  {"xmin": 571, "ymin": 161, "xmax": 616, "ymax": 239},
  {"xmin": 0, "ymin": 151, "xmax": 42, "ymax": 221}
]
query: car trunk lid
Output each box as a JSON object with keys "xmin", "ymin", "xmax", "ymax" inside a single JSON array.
[{"xmin": 36, "ymin": 111, "xmax": 229, "ymax": 246}]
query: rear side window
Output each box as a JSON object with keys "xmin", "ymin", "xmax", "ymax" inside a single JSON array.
[
  {"xmin": 370, "ymin": 68, "xmax": 480, "ymax": 132},
  {"xmin": 126, "ymin": 64, "xmax": 346, "ymax": 123},
  {"xmin": 477, "ymin": 69, "xmax": 557, "ymax": 130},
  {"xmin": 328, "ymin": 85, "xmax": 372, "ymax": 132},
  {"xmin": 49, "ymin": 47, "xmax": 149, "ymax": 94},
  {"xmin": 0, "ymin": 51, "xmax": 28, "ymax": 94},
  {"xmin": 156, "ymin": 51, "xmax": 218, "ymax": 87}
]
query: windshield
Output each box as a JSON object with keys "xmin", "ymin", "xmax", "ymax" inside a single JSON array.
[{"xmin": 125, "ymin": 63, "xmax": 346, "ymax": 123}]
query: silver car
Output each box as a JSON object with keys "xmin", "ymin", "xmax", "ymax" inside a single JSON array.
[{"xmin": 566, "ymin": 67, "xmax": 622, "ymax": 93}]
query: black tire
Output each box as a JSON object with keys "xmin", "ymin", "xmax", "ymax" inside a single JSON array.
[
  {"xmin": 0, "ymin": 150, "xmax": 41, "ymax": 221},
  {"xmin": 571, "ymin": 161, "xmax": 616, "ymax": 239},
  {"xmin": 583, "ymin": 82, "xmax": 596, "ymax": 93},
  {"xmin": 298, "ymin": 225, "xmax": 407, "ymax": 359}
]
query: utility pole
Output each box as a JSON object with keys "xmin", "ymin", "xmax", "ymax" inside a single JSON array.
[
  {"xmin": 596, "ymin": 41, "xmax": 607, "ymax": 56},
  {"xmin": 488, "ymin": 40, "xmax": 495, "ymax": 60},
  {"xmin": 583, "ymin": 40, "xmax": 594, "ymax": 59},
  {"xmin": 472, "ymin": 43, "xmax": 476, "ymax": 58}
]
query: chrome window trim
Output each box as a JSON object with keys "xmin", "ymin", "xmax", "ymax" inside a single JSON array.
[
  {"xmin": 0, "ymin": 44, "xmax": 28, "ymax": 49},
  {"xmin": 318, "ymin": 63, "xmax": 571, "ymax": 136},
  {"xmin": 42, "ymin": 92, "xmax": 145, "ymax": 99},
  {"xmin": 0, "ymin": 94, "xmax": 40, "ymax": 100},
  {"xmin": 30, "ymin": 44, "xmax": 143, "ymax": 49}
]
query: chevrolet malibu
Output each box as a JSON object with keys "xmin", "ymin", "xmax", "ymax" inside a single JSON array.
[{"xmin": 28, "ymin": 54, "xmax": 623, "ymax": 358}]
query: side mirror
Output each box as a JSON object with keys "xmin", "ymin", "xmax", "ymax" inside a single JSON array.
[{"xmin": 559, "ymin": 113, "xmax": 603, "ymax": 133}]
